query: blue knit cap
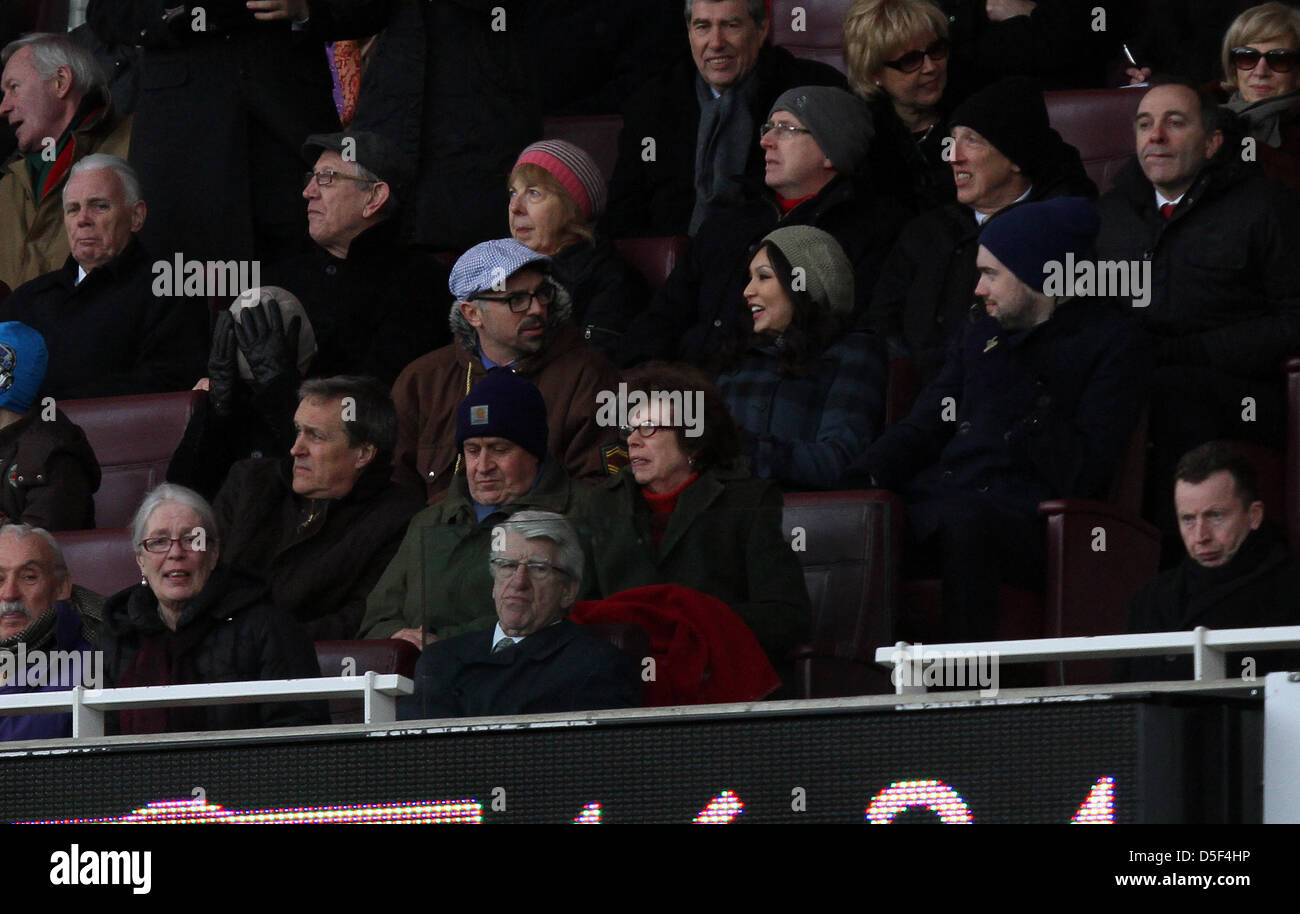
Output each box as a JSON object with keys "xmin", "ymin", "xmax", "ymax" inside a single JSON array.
[
  {"xmin": 455, "ymin": 368, "xmax": 548, "ymax": 461},
  {"xmin": 0, "ymin": 322, "xmax": 48, "ymax": 415},
  {"xmin": 978, "ymin": 197, "xmax": 1101, "ymax": 293}
]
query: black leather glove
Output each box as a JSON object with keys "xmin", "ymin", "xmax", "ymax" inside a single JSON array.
[
  {"xmin": 233, "ymin": 301, "xmax": 301, "ymax": 389},
  {"xmin": 207, "ymin": 310, "xmax": 239, "ymax": 417}
]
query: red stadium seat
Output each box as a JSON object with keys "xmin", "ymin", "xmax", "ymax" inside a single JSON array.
[
  {"xmin": 1226, "ymin": 356, "xmax": 1300, "ymax": 556},
  {"xmin": 60, "ymin": 390, "xmax": 203, "ymax": 529},
  {"xmin": 53, "ymin": 527, "xmax": 139, "ymax": 599},
  {"xmin": 316, "ymin": 639, "xmax": 422, "ymax": 724},
  {"xmin": 770, "ymin": 0, "xmax": 853, "ymax": 73},
  {"xmin": 612, "ymin": 236, "xmax": 690, "ymax": 293},
  {"xmin": 541, "ymin": 114, "xmax": 624, "ymax": 184},
  {"xmin": 1044, "ymin": 89, "xmax": 1144, "ymax": 194},
  {"xmin": 784, "ymin": 490, "xmax": 902, "ymax": 697}
]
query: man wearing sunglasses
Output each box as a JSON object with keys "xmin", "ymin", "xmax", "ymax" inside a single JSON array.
[
  {"xmin": 399, "ymin": 510, "xmax": 640, "ymax": 720},
  {"xmin": 604, "ymin": 0, "xmax": 845, "ymax": 239},
  {"xmin": 391, "ymin": 238, "xmax": 622, "ymax": 505},
  {"xmin": 1096, "ymin": 76, "xmax": 1300, "ymax": 541}
]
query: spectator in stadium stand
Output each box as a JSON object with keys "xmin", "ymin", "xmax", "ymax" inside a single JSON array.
[
  {"xmin": 715, "ymin": 226, "xmax": 887, "ymax": 491},
  {"xmin": 617, "ymin": 85, "xmax": 909, "ymax": 369},
  {"xmin": 399, "ymin": 510, "xmax": 640, "ymax": 720},
  {"xmin": 843, "ymin": 198, "xmax": 1148, "ymax": 644},
  {"xmin": 1123, "ymin": 0, "xmax": 1284, "ymax": 88},
  {"xmin": 362, "ymin": 369, "xmax": 597, "ymax": 647},
  {"xmin": 391, "ymin": 239, "xmax": 623, "ymax": 505},
  {"xmin": 0, "ymin": 154, "xmax": 208, "ymax": 400},
  {"xmin": 98, "ymin": 483, "xmax": 327, "ymax": 735},
  {"xmin": 0, "ymin": 322, "xmax": 100, "ymax": 531},
  {"xmin": 603, "ymin": 0, "xmax": 846, "ymax": 238},
  {"xmin": 1121, "ymin": 441, "xmax": 1300, "ymax": 682},
  {"xmin": 1216, "ymin": 3, "xmax": 1300, "ymax": 191},
  {"xmin": 0, "ymin": 524, "xmax": 102, "ymax": 742},
  {"xmin": 585, "ymin": 362, "xmax": 812, "ymax": 665},
  {"xmin": 1095, "ymin": 77, "xmax": 1300, "ymax": 540},
  {"xmin": 85, "ymin": 0, "xmax": 374, "ymax": 267},
  {"xmin": 506, "ymin": 140, "xmax": 649, "ymax": 362},
  {"xmin": 866, "ymin": 76, "xmax": 1096, "ymax": 384},
  {"xmin": 0, "ymin": 33, "xmax": 131, "ymax": 291},
  {"xmin": 212, "ymin": 376, "xmax": 421, "ymax": 641},
  {"xmin": 843, "ymin": 0, "xmax": 959, "ymax": 211}
]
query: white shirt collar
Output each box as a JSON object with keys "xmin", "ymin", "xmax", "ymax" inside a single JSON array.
[
  {"xmin": 75, "ymin": 265, "xmax": 88, "ymax": 285},
  {"xmin": 973, "ymin": 185, "xmax": 1034, "ymax": 225},
  {"xmin": 1155, "ymin": 190, "xmax": 1184, "ymax": 209}
]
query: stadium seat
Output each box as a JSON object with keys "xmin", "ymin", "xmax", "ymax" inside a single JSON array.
[
  {"xmin": 1044, "ymin": 88, "xmax": 1144, "ymax": 194},
  {"xmin": 60, "ymin": 390, "xmax": 203, "ymax": 529},
  {"xmin": 1226, "ymin": 356, "xmax": 1300, "ymax": 556},
  {"xmin": 316, "ymin": 639, "xmax": 421, "ymax": 725},
  {"xmin": 612, "ymin": 236, "xmax": 690, "ymax": 293},
  {"xmin": 0, "ymin": 281, "xmax": 9, "ymax": 303},
  {"xmin": 885, "ymin": 356, "xmax": 922, "ymax": 429},
  {"xmin": 770, "ymin": 0, "xmax": 853, "ymax": 73},
  {"xmin": 783, "ymin": 490, "xmax": 902, "ymax": 697},
  {"xmin": 54, "ymin": 528, "xmax": 139, "ymax": 599},
  {"xmin": 541, "ymin": 114, "xmax": 624, "ymax": 183}
]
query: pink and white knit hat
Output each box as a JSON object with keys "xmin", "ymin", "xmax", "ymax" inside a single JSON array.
[{"xmin": 514, "ymin": 139, "xmax": 607, "ymax": 222}]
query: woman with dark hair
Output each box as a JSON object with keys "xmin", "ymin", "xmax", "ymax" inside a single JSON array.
[
  {"xmin": 717, "ymin": 226, "xmax": 887, "ymax": 492},
  {"xmin": 586, "ymin": 362, "xmax": 811, "ymax": 663}
]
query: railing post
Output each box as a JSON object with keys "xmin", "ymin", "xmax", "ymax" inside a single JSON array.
[
  {"xmin": 1193, "ymin": 626, "xmax": 1226, "ymax": 680},
  {"xmin": 71, "ymin": 686, "xmax": 104, "ymax": 739},
  {"xmin": 364, "ymin": 671, "xmax": 397, "ymax": 724}
]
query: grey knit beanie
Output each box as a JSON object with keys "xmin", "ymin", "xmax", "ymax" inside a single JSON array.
[
  {"xmin": 761, "ymin": 225, "xmax": 854, "ymax": 314},
  {"xmin": 768, "ymin": 86, "xmax": 875, "ymax": 175}
]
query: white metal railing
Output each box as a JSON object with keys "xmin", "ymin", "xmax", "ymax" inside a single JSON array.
[
  {"xmin": 876, "ymin": 625, "xmax": 1300, "ymax": 695},
  {"xmin": 0, "ymin": 673, "xmax": 413, "ymax": 738}
]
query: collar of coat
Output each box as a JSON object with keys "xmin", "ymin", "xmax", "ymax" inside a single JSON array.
[
  {"xmin": 445, "ymin": 617, "xmax": 581, "ymax": 665},
  {"xmin": 437, "ymin": 458, "xmax": 574, "ymax": 527},
  {"xmin": 56, "ymin": 235, "xmax": 148, "ymax": 291},
  {"xmin": 274, "ymin": 452, "xmax": 397, "ymax": 521},
  {"xmin": 110, "ymin": 565, "xmax": 268, "ymax": 637},
  {"xmin": 1110, "ymin": 152, "xmax": 1251, "ymax": 218},
  {"xmin": 599, "ymin": 462, "xmax": 752, "ymax": 558}
]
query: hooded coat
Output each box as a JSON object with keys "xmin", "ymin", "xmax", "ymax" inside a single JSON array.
[{"xmin": 0, "ymin": 409, "xmax": 100, "ymax": 530}]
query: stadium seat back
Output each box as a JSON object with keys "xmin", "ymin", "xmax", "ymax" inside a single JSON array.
[
  {"xmin": 770, "ymin": 0, "xmax": 852, "ymax": 73},
  {"xmin": 541, "ymin": 115, "xmax": 624, "ymax": 184},
  {"xmin": 1044, "ymin": 89, "xmax": 1144, "ymax": 194},
  {"xmin": 53, "ymin": 528, "xmax": 139, "ymax": 599},
  {"xmin": 612, "ymin": 236, "xmax": 690, "ymax": 293},
  {"xmin": 315, "ymin": 639, "xmax": 422, "ymax": 725}
]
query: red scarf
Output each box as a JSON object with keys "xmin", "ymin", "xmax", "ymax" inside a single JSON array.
[{"xmin": 640, "ymin": 472, "xmax": 700, "ymax": 547}]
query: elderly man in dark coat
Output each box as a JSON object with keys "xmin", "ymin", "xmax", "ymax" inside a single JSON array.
[
  {"xmin": 604, "ymin": 0, "xmax": 845, "ymax": 238},
  {"xmin": 846, "ymin": 198, "xmax": 1148, "ymax": 643},
  {"xmin": 399, "ymin": 510, "xmax": 640, "ymax": 720},
  {"xmin": 214, "ymin": 375, "xmax": 422, "ymax": 640}
]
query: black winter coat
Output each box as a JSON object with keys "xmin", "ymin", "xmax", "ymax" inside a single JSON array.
[
  {"xmin": 549, "ymin": 236, "xmax": 650, "ymax": 362},
  {"xmin": 214, "ymin": 456, "xmax": 423, "ymax": 640},
  {"xmin": 350, "ymin": 0, "xmax": 540, "ymax": 251},
  {"xmin": 603, "ymin": 43, "xmax": 846, "ymax": 239},
  {"xmin": 0, "ymin": 410, "xmax": 100, "ymax": 530},
  {"xmin": 867, "ymin": 140, "xmax": 1096, "ymax": 382},
  {"xmin": 0, "ymin": 239, "xmax": 208, "ymax": 400},
  {"xmin": 617, "ymin": 174, "xmax": 910, "ymax": 368},
  {"xmin": 852, "ymin": 298, "xmax": 1148, "ymax": 518},
  {"xmin": 1095, "ymin": 156, "xmax": 1300, "ymax": 379},
  {"xmin": 99, "ymin": 565, "xmax": 327, "ymax": 733},
  {"xmin": 400, "ymin": 619, "xmax": 641, "ymax": 720}
]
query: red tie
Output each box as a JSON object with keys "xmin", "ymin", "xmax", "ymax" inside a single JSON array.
[{"xmin": 1160, "ymin": 202, "xmax": 1176, "ymax": 221}]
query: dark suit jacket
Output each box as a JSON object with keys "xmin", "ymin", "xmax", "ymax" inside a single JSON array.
[{"xmin": 400, "ymin": 619, "xmax": 641, "ymax": 720}]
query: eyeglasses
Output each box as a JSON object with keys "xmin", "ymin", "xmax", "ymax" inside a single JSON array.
[
  {"xmin": 883, "ymin": 38, "xmax": 949, "ymax": 73},
  {"xmin": 759, "ymin": 121, "xmax": 814, "ymax": 141},
  {"xmin": 619, "ymin": 421, "xmax": 679, "ymax": 439},
  {"xmin": 139, "ymin": 534, "xmax": 204, "ymax": 554},
  {"xmin": 476, "ymin": 282, "xmax": 556, "ymax": 313},
  {"xmin": 1230, "ymin": 46, "xmax": 1300, "ymax": 72},
  {"xmin": 489, "ymin": 558, "xmax": 572, "ymax": 582},
  {"xmin": 303, "ymin": 169, "xmax": 376, "ymax": 188}
]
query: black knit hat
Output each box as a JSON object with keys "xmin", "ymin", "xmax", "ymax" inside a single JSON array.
[
  {"xmin": 455, "ymin": 369, "xmax": 548, "ymax": 461},
  {"xmin": 949, "ymin": 76, "xmax": 1052, "ymax": 176}
]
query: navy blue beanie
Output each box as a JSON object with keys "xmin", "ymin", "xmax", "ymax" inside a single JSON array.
[
  {"xmin": 978, "ymin": 198, "xmax": 1101, "ymax": 293},
  {"xmin": 0, "ymin": 322, "xmax": 48, "ymax": 415},
  {"xmin": 455, "ymin": 368, "xmax": 548, "ymax": 461}
]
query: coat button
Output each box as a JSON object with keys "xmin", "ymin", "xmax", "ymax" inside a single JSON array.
[
  {"xmin": 35, "ymin": 474, "xmax": 44, "ymax": 482},
  {"xmin": 942, "ymin": 470, "xmax": 953, "ymax": 480},
  {"xmin": 957, "ymin": 421, "xmax": 971, "ymax": 434},
  {"xmin": 427, "ymin": 470, "xmax": 437, "ymax": 479},
  {"xmin": 713, "ymin": 319, "xmax": 722, "ymax": 327},
  {"xmin": 15, "ymin": 475, "xmax": 23, "ymax": 482},
  {"xmin": 978, "ymin": 485, "xmax": 989, "ymax": 493},
  {"xmin": 325, "ymin": 265, "xmax": 337, "ymax": 276}
]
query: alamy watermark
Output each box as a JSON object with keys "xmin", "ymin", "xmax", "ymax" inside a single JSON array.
[
  {"xmin": 594, "ymin": 384, "xmax": 705, "ymax": 438},
  {"xmin": 0, "ymin": 645, "xmax": 102, "ymax": 689},
  {"xmin": 889, "ymin": 642, "xmax": 1000, "ymax": 697},
  {"xmin": 1042, "ymin": 254, "xmax": 1152, "ymax": 308},
  {"xmin": 151, "ymin": 254, "xmax": 261, "ymax": 298}
]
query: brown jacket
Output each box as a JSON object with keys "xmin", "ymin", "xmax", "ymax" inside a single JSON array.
[
  {"xmin": 0, "ymin": 90, "xmax": 132, "ymax": 290},
  {"xmin": 0, "ymin": 409, "xmax": 100, "ymax": 531},
  {"xmin": 391, "ymin": 324, "xmax": 623, "ymax": 503}
]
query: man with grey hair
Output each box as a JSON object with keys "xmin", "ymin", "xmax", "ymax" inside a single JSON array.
[
  {"xmin": 604, "ymin": 0, "xmax": 845, "ymax": 238},
  {"xmin": 0, "ymin": 153, "xmax": 207, "ymax": 399},
  {"xmin": 0, "ymin": 523, "xmax": 102, "ymax": 742},
  {"xmin": 399, "ymin": 510, "xmax": 640, "ymax": 720},
  {"xmin": 0, "ymin": 32, "xmax": 131, "ymax": 289}
]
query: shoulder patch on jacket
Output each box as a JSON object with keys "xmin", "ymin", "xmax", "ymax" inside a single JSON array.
[{"xmin": 602, "ymin": 443, "xmax": 628, "ymax": 475}]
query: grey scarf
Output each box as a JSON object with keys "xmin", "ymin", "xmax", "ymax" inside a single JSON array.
[
  {"xmin": 1225, "ymin": 89, "xmax": 1300, "ymax": 147},
  {"xmin": 691, "ymin": 73, "xmax": 761, "ymax": 234}
]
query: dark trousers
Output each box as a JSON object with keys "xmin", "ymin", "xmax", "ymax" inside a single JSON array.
[{"xmin": 904, "ymin": 491, "xmax": 1046, "ymax": 644}]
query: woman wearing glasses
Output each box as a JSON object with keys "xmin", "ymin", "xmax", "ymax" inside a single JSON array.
[
  {"xmin": 1219, "ymin": 3, "xmax": 1300, "ymax": 190},
  {"xmin": 506, "ymin": 140, "xmax": 648, "ymax": 361},
  {"xmin": 97, "ymin": 484, "xmax": 326, "ymax": 734},
  {"xmin": 716, "ymin": 226, "xmax": 886, "ymax": 492},
  {"xmin": 844, "ymin": 0, "xmax": 957, "ymax": 210},
  {"xmin": 589, "ymin": 363, "xmax": 811, "ymax": 665}
]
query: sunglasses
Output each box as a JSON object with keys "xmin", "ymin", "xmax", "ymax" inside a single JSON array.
[
  {"xmin": 1230, "ymin": 46, "xmax": 1300, "ymax": 73},
  {"xmin": 883, "ymin": 38, "xmax": 949, "ymax": 74}
]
